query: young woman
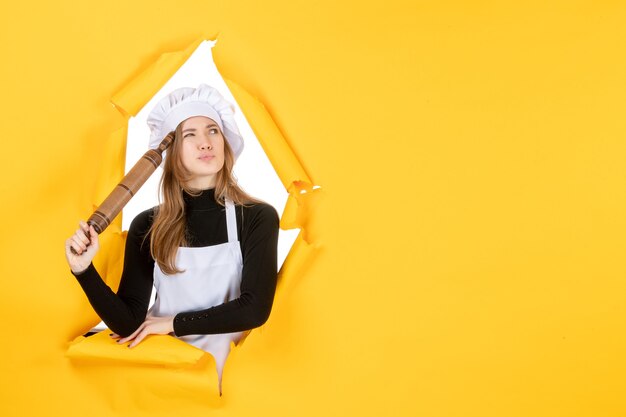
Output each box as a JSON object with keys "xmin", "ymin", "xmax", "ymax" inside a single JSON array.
[{"xmin": 64, "ymin": 84, "xmax": 280, "ymax": 395}]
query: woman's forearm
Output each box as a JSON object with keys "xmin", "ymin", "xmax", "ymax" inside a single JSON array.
[
  {"xmin": 72, "ymin": 263, "xmax": 151, "ymax": 337},
  {"xmin": 71, "ymin": 209, "xmax": 156, "ymax": 337},
  {"xmin": 173, "ymin": 203, "xmax": 279, "ymax": 336}
]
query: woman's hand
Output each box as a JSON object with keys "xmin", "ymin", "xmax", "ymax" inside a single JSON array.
[
  {"xmin": 65, "ymin": 221, "xmax": 99, "ymax": 274},
  {"xmin": 111, "ymin": 316, "xmax": 175, "ymax": 348}
]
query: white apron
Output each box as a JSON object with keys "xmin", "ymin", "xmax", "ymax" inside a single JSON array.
[{"xmin": 147, "ymin": 198, "xmax": 245, "ymax": 395}]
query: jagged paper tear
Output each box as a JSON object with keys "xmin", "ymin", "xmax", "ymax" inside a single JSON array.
[{"xmin": 66, "ymin": 35, "xmax": 321, "ymax": 393}]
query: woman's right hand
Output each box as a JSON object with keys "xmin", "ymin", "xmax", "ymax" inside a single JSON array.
[{"xmin": 65, "ymin": 220, "xmax": 100, "ymax": 274}]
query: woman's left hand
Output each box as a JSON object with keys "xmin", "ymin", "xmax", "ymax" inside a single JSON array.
[{"xmin": 110, "ymin": 316, "xmax": 175, "ymax": 348}]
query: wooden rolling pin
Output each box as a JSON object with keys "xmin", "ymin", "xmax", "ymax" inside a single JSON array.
[{"xmin": 70, "ymin": 133, "xmax": 174, "ymax": 255}]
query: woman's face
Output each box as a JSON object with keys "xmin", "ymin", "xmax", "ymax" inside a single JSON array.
[{"xmin": 179, "ymin": 115, "xmax": 225, "ymax": 189}]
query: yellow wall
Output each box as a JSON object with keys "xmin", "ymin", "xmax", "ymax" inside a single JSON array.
[{"xmin": 1, "ymin": 1, "xmax": 626, "ymax": 416}]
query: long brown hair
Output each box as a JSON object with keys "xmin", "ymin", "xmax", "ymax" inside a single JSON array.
[{"xmin": 145, "ymin": 121, "xmax": 264, "ymax": 275}]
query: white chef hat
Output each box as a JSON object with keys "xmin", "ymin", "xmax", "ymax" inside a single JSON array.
[{"xmin": 146, "ymin": 83, "xmax": 244, "ymax": 161}]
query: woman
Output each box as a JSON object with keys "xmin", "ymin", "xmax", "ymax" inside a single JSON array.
[{"xmin": 64, "ymin": 84, "xmax": 280, "ymax": 395}]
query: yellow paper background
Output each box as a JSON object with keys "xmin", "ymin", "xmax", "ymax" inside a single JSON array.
[{"xmin": 1, "ymin": 1, "xmax": 626, "ymax": 416}]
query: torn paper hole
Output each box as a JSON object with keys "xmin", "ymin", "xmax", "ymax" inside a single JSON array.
[{"xmin": 69, "ymin": 36, "xmax": 321, "ymax": 395}]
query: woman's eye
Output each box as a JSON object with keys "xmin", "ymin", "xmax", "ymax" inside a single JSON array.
[{"xmin": 183, "ymin": 129, "xmax": 217, "ymax": 137}]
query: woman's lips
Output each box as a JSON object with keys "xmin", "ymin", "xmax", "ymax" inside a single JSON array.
[{"xmin": 199, "ymin": 155, "xmax": 214, "ymax": 161}]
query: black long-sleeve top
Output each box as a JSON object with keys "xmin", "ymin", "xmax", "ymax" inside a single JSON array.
[{"xmin": 71, "ymin": 187, "xmax": 280, "ymax": 338}]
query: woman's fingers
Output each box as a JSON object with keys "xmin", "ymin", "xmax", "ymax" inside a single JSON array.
[
  {"xmin": 128, "ymin": 330, "xmax": 148, "ymax": 348},
  {"xmin": 68, "ymin": 221, "xmax": 98, "ymax": 253},
  {"xmin": 117, "ymin": 324, "xmax": 143, "ymax": 344},
  {"xmin": 111, "ymin": 317, "xmax": 173, "ymax": 349},
  {"xmin": 71, "ymin": 223, "xmax": 99, "ymax": 252},
  {"xmin": 89, "ymin": 225, "xmax": 98, "ymax": 245},
  {"xmin": 71, "ymin": 235, "xmax": 88, "ymax": 252},
  {"xmin": 76, "ymin": 221, "xmax": 91, "ymax": 244},
  {"xmin": 76, "ymin": 229, "xmax": 90, "ymax": 245},
  {"xmin": 70, "ymin": 236, "xmax": 86, "ymax": 256},
  {"xmin": 116, "ymin": 321, "xmax": 153, "ymax": 348}
]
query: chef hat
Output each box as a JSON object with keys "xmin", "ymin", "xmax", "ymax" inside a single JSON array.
[{"xmin": 146, "ymin": 83, "xmax": 244, "ymax": 161}]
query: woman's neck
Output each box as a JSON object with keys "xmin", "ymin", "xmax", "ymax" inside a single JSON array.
[
  {"xmin": 184, "ymin": 175, "xmax": 217, "ymax": 190},
  {"xmin": 183, "ymin": 187, "xmax": 219, "ymax": 211}
]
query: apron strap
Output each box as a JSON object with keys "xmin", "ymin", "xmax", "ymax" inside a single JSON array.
[{"xmin": 225, "ymin": 198, "xmax": 238, "ymax": 243}]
